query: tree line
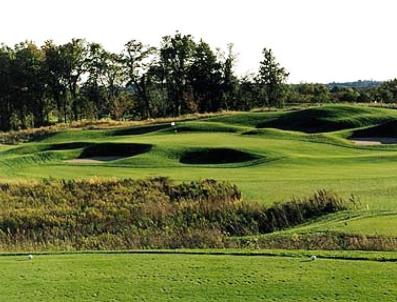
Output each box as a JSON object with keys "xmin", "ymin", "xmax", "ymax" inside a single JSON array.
[
  {"xmin": 288, "ymin": 80, "xmax": 397, "ymax": 105},
  {"xmin": 0, "ymin": 32, "xmax": 396, "ymax": 131}
]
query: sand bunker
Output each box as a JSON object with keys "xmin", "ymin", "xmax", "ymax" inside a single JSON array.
[{"xmin": 351, "ymin": 137, "xmax": 397, "ymax": 145}]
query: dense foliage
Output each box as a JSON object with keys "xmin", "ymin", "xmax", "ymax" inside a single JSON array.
[
  {"xmin": 0, "ymin": 35, "xmax": 248, "ymax": 130},
  {"xmin": 0, "ymin": 178, "xmax": 347, "ymax": 250},
  {"xmin": 1, "ymin": 32, "xmax": 395, "ymax": 132}
]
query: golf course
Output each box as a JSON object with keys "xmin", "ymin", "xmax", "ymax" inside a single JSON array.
[
  {"xmin": 2, "ymin": 104, "xmax": 397, "ymax": 236},
  {"xmin": 1, "ymin": 104, "xmax": 397, "ymax": 300},
  {"xmin": 3, "ymin": 0, "xmax": 397, "ymax": 298}
]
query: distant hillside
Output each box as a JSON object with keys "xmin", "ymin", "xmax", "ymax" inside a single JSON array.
[{"xmin": 326, "ymin": 80, "xmax": 382, "ymax": 89}]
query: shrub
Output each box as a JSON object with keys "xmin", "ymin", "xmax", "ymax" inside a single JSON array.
[{"xmin": 0, "ymin": 179, "xmax": 347, "ymax": 251}]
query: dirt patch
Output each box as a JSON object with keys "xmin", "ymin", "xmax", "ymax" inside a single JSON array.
[
  {"xmin": 351, "ymin": 137, "xmax": 397, "ymax": 145},
  {"xmin": 65, "ymin": 156, "xmax": 125, "ymax": 164}
]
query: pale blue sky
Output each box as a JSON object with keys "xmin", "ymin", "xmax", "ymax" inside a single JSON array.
[{"xmin": 2, "ymin": 0, "xmax": 397, "ymax": 83}]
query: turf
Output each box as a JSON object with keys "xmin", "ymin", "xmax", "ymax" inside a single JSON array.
[
  {"xmin": 1, "ymin": 252, "xmax": 397, "ymax": 302},
  {"xmin": 1, "ymin": 103, "xmax": 397, "ymax": 239},
  {"xmin": 3, "ymin": 104, "xmax": 397, "ymax": 301},
  {"xmin": 207, "ymin": 105, "xmax": 397, "ymax": 132}
]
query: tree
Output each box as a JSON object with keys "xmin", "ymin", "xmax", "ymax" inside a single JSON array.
[
  {"xmin": 330, "ymin": 86, "xmax": 361, "ymax": 103},
  {"xmin": 0, "ymin": 35, "xmax": 344, "ymax": 130},
  {"xmin": 236, "ymin": 74, "xmax": 261, "ymax": 110},
  {"xmin": 220, "ymin": 43, "xmax": 239, "ymax": 110},
  {"xmin": 59, "ymin": 39, "xmax": 89, "ymax": 121},
  {"xmin": 121, "ymin": 40, "xmax": 156, "ymax": 119},
  {"xmin": 103, "ymin": 53, "xmax": 125, "ymax": 103},
  {"xmin": 189, "ymin": 40, "xmax": 223, "ymax": 112},
  {"xmin": 159, "ymin": 32, "xmax": 196, "ymax": 115},
  {"xmin": 83, "ymin": 42, "xmax": 106, "ymax": 118},
  {"xmin": 257, "ymin": 48, "xmax": 289, "ymax": 108},
  {"xmin": 12, "ymin": 42, "xmax": 48, "ymax": 128},
  {"xmin": 109, "ymin": 92, "xmax": 134, "ymax": 120},
  {"xmin": 42, "ymin": 41, "xmax": 68, "ymax": 122},
  {"xmin": 0, "ymin": 44, "xmax": 14, "ymax": 129},
  {"xmin": 288, "ymin": 83, "xmax": 331, "ymax": 103},
  {"xmin": 84, "ymin": 43, "xmax": 127, "ymax": 119},
  {"xmin": 374, "ymin": 79, "xmax": 397, "ymax": 103}
]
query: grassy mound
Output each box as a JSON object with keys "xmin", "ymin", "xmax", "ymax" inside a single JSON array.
[
  {"xmin": 168, "ymin": 122, "xmax": 244, "ymax": 133},
  {"xmin": 206, "ymin": 112, "xmax": 280, "ymax": 127},
  {"xmin": 111, "ymin": 123, "xmax": 171, "ymax": 136},
  {"xmin": 79, "ymin": 143, "xmax": 152, "ymax": 159},
  {"xmin": 0, "ymin": 152, "xmax": 68, "ymax": 168},
  {"xmin": 257, "ymin": 105, "xmax": 397, "ymax": 133},
  {"xmin": 2, "ymin": 142, "xmax": 89, "ymax": 156},
  {"xmin": 350, "ymin": 120, "xmax": 397, "ymax": 138},
  {"xmin": 180, "ymin": 148, "xmax": 260, "ymax": 165},
  {"xmin": 1, "ymin": 144, "xmax": 49, "ymax": 155},
  {"xmin": 205, "ymin": 105, "xmax": 397, "ymax": 133}
]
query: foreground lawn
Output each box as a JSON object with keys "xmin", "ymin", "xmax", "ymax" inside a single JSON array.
[{"xmin": 0, "ymin": 252, "xmax": 396, "ymax": 301}]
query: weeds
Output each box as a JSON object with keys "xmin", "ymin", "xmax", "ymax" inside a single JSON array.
[{"xmin": 0, "ymin": 179, "xmax": 348, "ymax": 250}]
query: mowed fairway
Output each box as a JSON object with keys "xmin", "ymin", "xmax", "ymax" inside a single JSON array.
[{"xmin": 0, "ymin": 252, "xmax": 397, "ymax": 302}]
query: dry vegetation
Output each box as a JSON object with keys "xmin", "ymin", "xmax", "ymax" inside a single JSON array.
[{"xmin": 0, "ymin": 178, "xmax": 347, "ymax": 251}]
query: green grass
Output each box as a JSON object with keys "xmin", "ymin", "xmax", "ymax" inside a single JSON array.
[
  {"xmin": 311, "ymin": 213, "xmax": 397, "ymax": 237},
  {"xmin": 0, "ymin": 252, "xmax": 396, "ymax": 301},
  {"xmin": 1, "ymin": 104, "xmax": 397, "ymax": 238},
  {"xmin": 208, "ymin": 104, "xmax": 397, "ymax": 132},
  {"xmin": 3, "ymin": 104, "xmax": 397, "ymax": 300},
  {"xmin": 332, "ymin": 215, "xmax": 397, "ymax": 236}
]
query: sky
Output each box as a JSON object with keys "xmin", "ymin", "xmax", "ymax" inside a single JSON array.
[{"xmin": 1, "ymin": 0, "xmax": 397, "ymax": 83}]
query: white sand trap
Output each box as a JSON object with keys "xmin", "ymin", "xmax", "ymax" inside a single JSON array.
[
  {"xmin": 65, "ymin": 156, "xmax": 126, "ymax": 164},
  {"xmin": 351, "ymin": 137, "xmax": 397, "ymax": 145}
]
